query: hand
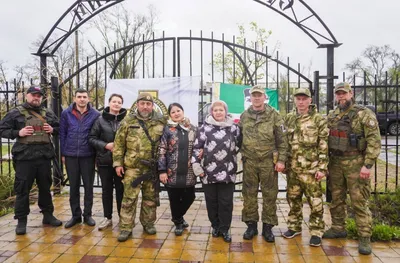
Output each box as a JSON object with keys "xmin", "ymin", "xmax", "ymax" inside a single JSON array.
[
  {"xmin": 198, "ymin": 149, "xmax": 204, "ymax": 159},
  {"xmin": 105, "ymin": 142, "xmax": 114, "ymax": 152},
  {"xmin": 360, "ymin": 166, "xmax": 371, "ymax": 180},
  {"xmin": 275, "ymin": 161, "xmax": 285, "ymax": 173},
  {"xmin": 159, "ymin": 173, "xmax": 168, "ymax": 184},
  {"xmin": 199, "ymin": 173, "xmax": 205, "ymax": 177},
  {"xmin": 115, "ymin": 166, "xmax": 124, "ymax": 177},
  {"xmin": 61, "ymin": 156, "xmax": 65, "ymax": 164},
  {"xmin": 18, "ymin": 126, "xmax": 34, "ymax": 137},
  {"xmin": 43, "ymin": 123, "xmax": 53, "ymax": 134},
  {"xmin": 315, "ymin": 171, "xmax": 325, "ymax": 182}
]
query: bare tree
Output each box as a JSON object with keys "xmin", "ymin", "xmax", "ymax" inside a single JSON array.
[
  {"xmin": 345, "ymin": 45, "xmax": 400, "ymax": 107},
  {"xmin": 0, "ymin": 60, "xmax": 36, "ymax": 92},
  {"xmin": 345, "ymin": 45, "xmax": 400, "ymax": 85},
  {"xmin": 88, "ymin": 4, "xmax": 159, "ymax": 79},
  {"xmin": 30, "ymin": 36, "xmax": 79, "ymax": 83},
  {"xmin": 0, "ymin": 61, "xmax": 7, "ymax": 86},
  {"xmin": 29, "ymin": 33, "xmax": 109, "ymax": 107},
  {"xmin": 213, "ymin": 22, "xmax": 280, "ymax": 85}
]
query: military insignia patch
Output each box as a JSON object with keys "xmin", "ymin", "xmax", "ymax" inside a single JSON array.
[
  {"xmin": 366, "ymin": 119, "xmax": 376, "ymax": 128},
  {"xmin": 280, "ymin": 124, "xmax": 287, "ymax": 133},
  {"xmin": 130, "ymin": 91, "xmax": 168, "ymax": 118}
]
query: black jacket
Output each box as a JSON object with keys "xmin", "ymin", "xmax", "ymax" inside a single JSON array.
[
  {"xmin": 89, "ymin": 107, "xmax": 127, "ymax": 166},
  {"xmin": 0, "ymin": 102, "xmax": 59, "ymax": 161},
  {"xmin": 158, "ymin": 122, "xmax": 197, "ymax": 188}
]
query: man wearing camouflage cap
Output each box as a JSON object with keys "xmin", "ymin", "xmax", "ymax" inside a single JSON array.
[
  {"xmin": 0, "ymin": 86, "xmax": 62, "ymax": 235},
  {"xmin": 239, "ymin": 85, "xmax": 288, "ymax": 243},
  {"xmin": 323, "ymin": 82, "xmax": 381, "ymax": 255},
  {"xmin": 282, "ymin": 87, "xmax": 328, "ymax": 247},
  {"xmin": 113, "ymin": 92, "xmax": 166, "ymax": 242}
]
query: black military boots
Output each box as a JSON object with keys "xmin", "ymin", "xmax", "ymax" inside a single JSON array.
[
  {"xmin": 15, "ymin": 216, "xmax": 27, "ymax": 235},
  {"xmin": 243, "ymin": 221, "xmax": 258, "ymax": 240},
  {"xmin": 262, "ymin": 223, "xmax": 275, "ymax": 242}
]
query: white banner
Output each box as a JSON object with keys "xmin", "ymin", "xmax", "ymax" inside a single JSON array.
[{"xmin": 105, "ymin": 77, "xmax": 201, "ymax": 124}]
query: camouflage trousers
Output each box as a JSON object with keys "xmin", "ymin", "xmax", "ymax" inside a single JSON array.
[
  {"xmin": 286, "ymin": 171, "xmax": 324, "ymax": 237},
  {"xmin": 328, "ymin": 155, "xmax": 372, "ymax": 237},
  {"xmin": 242, "ymin": 157, "xmax": 278, "ymax": 225},
  {"xmin": 119, "ymin": 168, "xmax": 157, "ymax": 231}
]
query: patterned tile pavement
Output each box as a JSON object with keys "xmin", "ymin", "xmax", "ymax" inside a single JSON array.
[{"xmin": 0, "ymin": 192, "xmax": 399, "ymax": 262}]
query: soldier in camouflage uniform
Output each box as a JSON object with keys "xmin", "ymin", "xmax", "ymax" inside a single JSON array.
[
  {"xmin": 323, "ymin": 82, "xmax": 381, "ymax": 255},
  {"xmin": 113, "ymin": 93, "xmax": 166, "ymax": 242},
  {"xmin": 282, "ymin": 88, "xmax": 328, "ymax": 247},
  {"xmin": 239, "ymin": 85, "xmax": 288, "ymax": 243}
]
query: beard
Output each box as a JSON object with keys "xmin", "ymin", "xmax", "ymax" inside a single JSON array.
[
  {"xmin": 138, "ymin": 110, "xmax": 151, "ymax": 119},
  {"xmin": 28, "ymin": 100, "xmax": 41, "ymax": 108},
  {"xmin": 337, "ymin": 99, "xmax": 352, "ymax": 110}
]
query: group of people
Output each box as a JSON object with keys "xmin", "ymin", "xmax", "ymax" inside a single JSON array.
[{"xmin": 0, "ymin": 81, "xmax": 381, "ymax": 255}]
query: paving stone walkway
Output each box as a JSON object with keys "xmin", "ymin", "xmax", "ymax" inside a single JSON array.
[{"xmin": 0, "ymin": 193, "xmax": 399, "ymax": 262}]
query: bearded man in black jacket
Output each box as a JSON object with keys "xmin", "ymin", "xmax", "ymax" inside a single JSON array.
[{"xmin": 0, "ymin": 86, "xmax": 62, "ymax": 235}]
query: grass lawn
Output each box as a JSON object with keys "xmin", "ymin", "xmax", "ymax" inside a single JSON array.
[
  {"xmin": 371, "ymin": 159, "xmax": 399, "ymax": 192},
  {"xmin": 277, "ymin": 159, "xmax": 397, "ymax": 196},
  {"xmin": 388, "ymin": 148, "xmax": 400, "ymax": 155},
  {"xmin": 1, "ymin": 144, "xmax": 12, "ymax": 154},
  {"xmin": 1, "ymin": 143, "xmax": 14, "ymax": 178}
]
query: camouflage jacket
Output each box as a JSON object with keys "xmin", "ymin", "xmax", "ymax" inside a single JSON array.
[
  {"xmin": 239, "ymin": 104, "xmax": 288, "ymax": 162},
  {"xmin": 284, "ymin": 104, "xmax": 329, "ymax": 174},
  {"xmin": 113, "ymin": 111, "xmax": 166, "ymax": 169},
  {"xmin": 327, "ymin": 103, "xmax": 381, "ymax": 166}
]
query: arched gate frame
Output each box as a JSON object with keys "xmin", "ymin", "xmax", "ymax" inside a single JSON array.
[
  {"xmin": 36, "ymin": 0, "xmax": 340, "ymax": 102},
  {"xmin": 35, "ymin": 0, "xmax": 340, "ymax": 191},
  {"xmin": 53, "ymin": 32, "xmax": 314, "ymax": 191}
]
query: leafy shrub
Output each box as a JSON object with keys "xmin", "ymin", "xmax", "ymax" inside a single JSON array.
[
  {"xmin": 0, "ymin": 207, "xmax": 13, "ymax": 217},
  {"xmin": 345, "ymin": 218, "xmax": 358, "ymax": 239},
  {"xmin": 0, "ymin": 175, "xmax": 14, "ymax": 201},
  {"xmin": 372, "ymin": 224, "xmax": 396, "ymax": 241},
  {"xmin": 345, "ymin": 218, "xmax": 400, "ymax": 241},
  {"xmin": 369, "ymin": 188, "xmax": 400, "ymax": 226}
]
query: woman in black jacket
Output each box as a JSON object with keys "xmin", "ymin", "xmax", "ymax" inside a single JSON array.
[
  {"xmin": 89, "ymin": 94, "xmax": 127, "ymax": 230},
  {"xmin": 158, "ymin": 103, "xmax": 197, "ymax": 236}
]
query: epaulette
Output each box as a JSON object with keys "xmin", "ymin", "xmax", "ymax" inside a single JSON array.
[
  {"xmin": 265, "ymin": 104, "xmax": 279, "ymax": 114},
  {"xmin": 352, "ymin": 104, "xmax": 366, "ymax": 111}
]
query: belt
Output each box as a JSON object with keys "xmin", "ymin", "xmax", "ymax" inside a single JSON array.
[
  {"xmin": 243, "ymin": 155, "xmax": 273, "ymax": 162},
  {"xmin": 330, "ymin": 150, "xmax": 360, "ymax": 157}
]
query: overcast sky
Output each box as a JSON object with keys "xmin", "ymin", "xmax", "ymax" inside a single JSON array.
[{"xmin": 1, "ymin": 0, "xmax": 399, "ymax": 78}]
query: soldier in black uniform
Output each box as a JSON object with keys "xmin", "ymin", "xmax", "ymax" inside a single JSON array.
[{"xmin": 0, "ymin": 86, "xmax": 62, "ymax": 235}]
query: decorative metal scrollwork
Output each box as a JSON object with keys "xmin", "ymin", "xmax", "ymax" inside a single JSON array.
[
  {"xmin": 35, "ymin": 0, "xmax": 124, "ymax": 56},
  {"xmin": 258, "ymin": 0, "xmax": 340, "ymax": 46},
  {"xmin": 266, "ymin": 0, "xmax": 294, "ymax": 11}
]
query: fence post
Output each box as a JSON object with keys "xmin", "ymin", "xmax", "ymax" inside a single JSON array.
[
  {"xmin": 51, "ymin": 76, "xmax": 62, "ymax": 194},
  {"xmin": 313, "ymin": 71, "xmax": 320, "ymax": 111}
]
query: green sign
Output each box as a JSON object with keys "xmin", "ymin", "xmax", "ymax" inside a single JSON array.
[{"xmin": 219, "ymin": 83, "xmax": 279, "ymax": 114}]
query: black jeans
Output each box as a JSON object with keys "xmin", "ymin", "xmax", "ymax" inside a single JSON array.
[
  {"xmin": 65, "ymin": 156, "xmax": 95, "ymax": 218},
  {"xmin": 166, "ymin": 186, "xmax": 195, "ymax": 225},
  {"xmin": 203, "ymin": 183, "xmax": 234, "ymax": 233},
  {"xmin": 98, "ymin": 166, "xmax": 124, "ymax": 219},
  {"xmin": 14, "ymin": 159, "xmax": 54, "ymax": 219}
]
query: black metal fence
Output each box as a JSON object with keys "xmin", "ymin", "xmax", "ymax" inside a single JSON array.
[
  {"xmin": 349, "ymin": 73, "xmax": 399, "ymax": 193},
  {"xmin": 314, "ymin": 71, "xmax": 400, "ymax": 193},
  {"xmin": 1, "ymin": 32, "xmax": 399, "ymax": 193},
  {"xmin": 0, "ymin": 80, "xmax": 33, "ymax": 178},
  {"xmin": 52, "ymin": 32, "xmax": 311, "ymax": 192}
]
